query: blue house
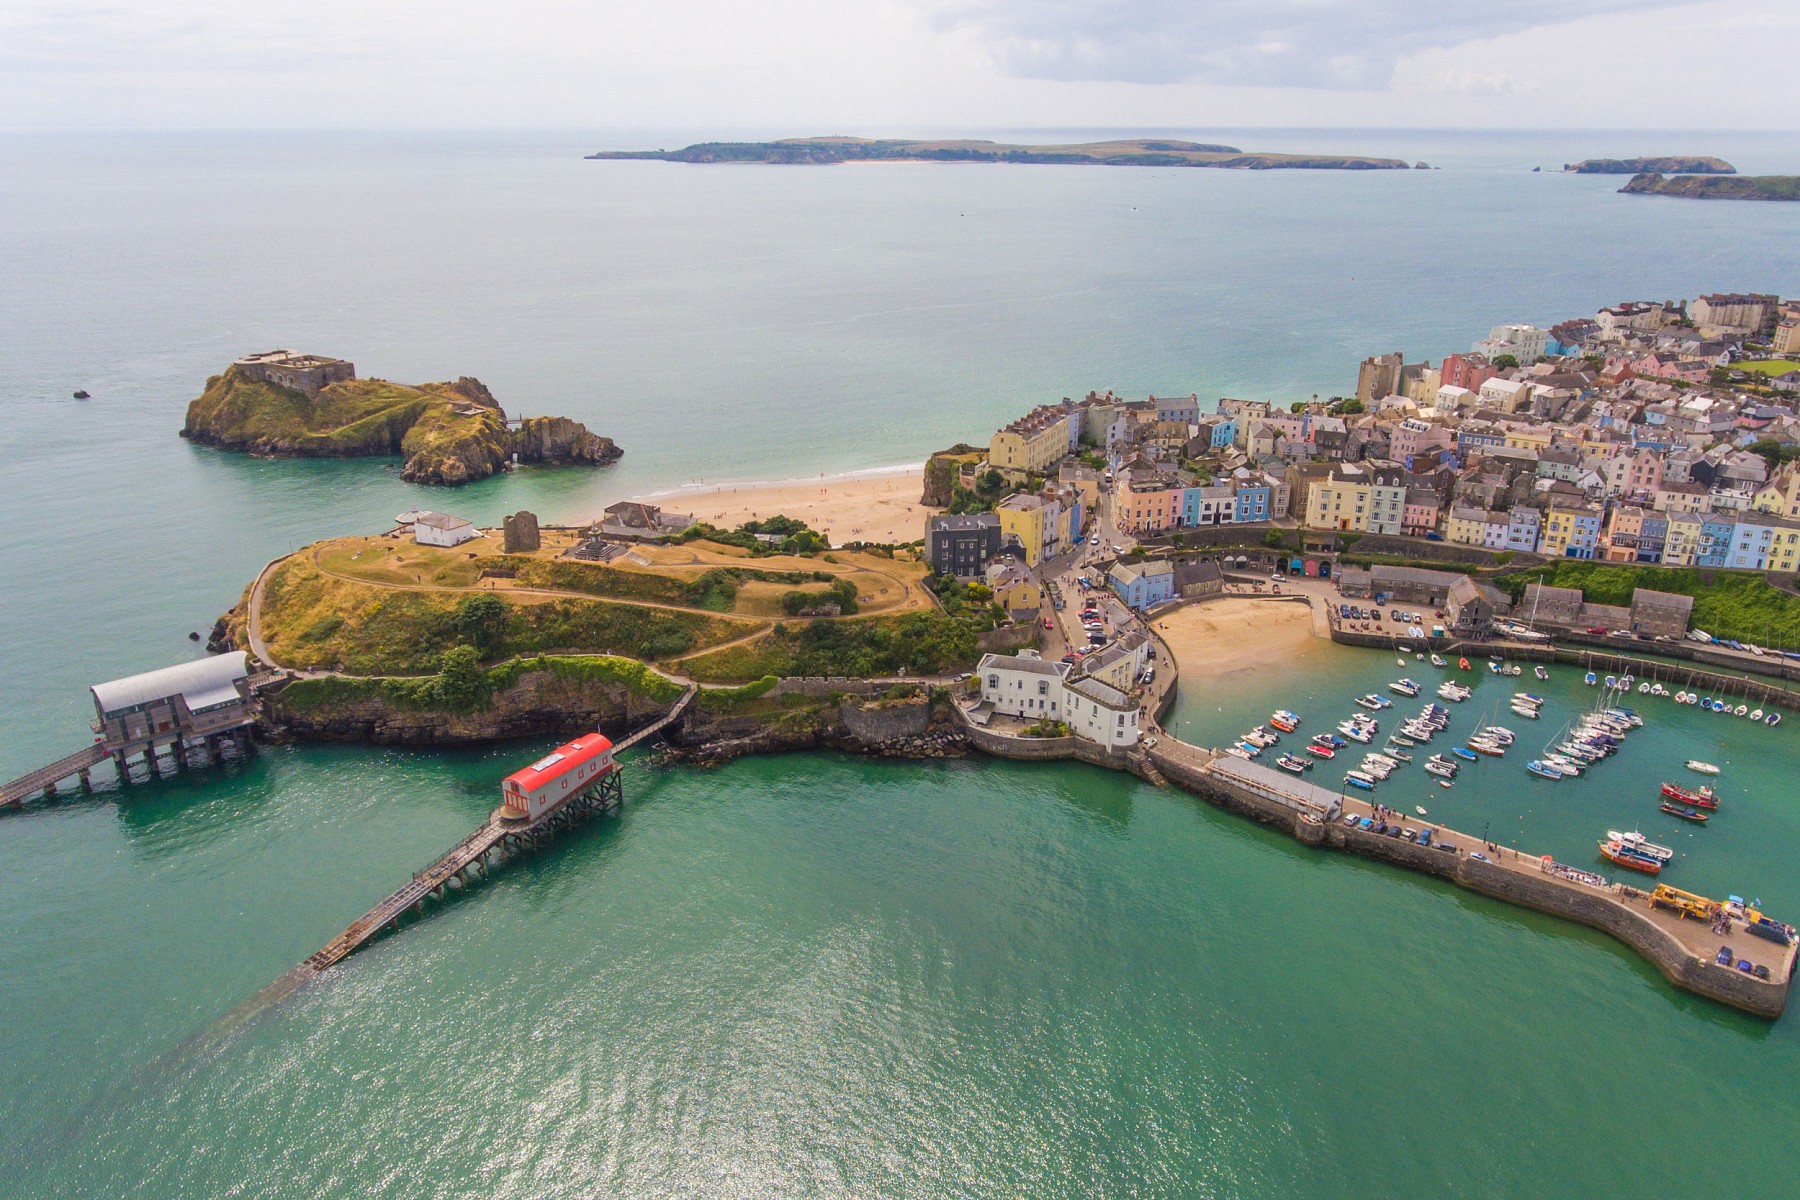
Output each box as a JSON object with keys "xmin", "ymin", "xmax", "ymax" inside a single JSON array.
[
  {"xmin": 1108, "ymin": 559, "xmax": 1175, "ymax": 611},
  {"xmin": 1208, "ymin": 417, "xmax": 1238, "ymax": 449},
  {"xmin": 1233, "ymin": 480, "xmax": 1272, "ymax": 524},
  {"xmin": 1696, "ymin": 517, "xmax": 1735, "ymax": 568}
]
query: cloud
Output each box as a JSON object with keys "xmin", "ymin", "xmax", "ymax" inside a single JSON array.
[{"xmin": 931, "ymin": 0, "xmax": 1702, "ymax": 89}]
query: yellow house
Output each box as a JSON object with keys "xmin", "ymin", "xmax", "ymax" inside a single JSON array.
[
  {"xmin": 1303, "ymin": 468, "xmax": 1405, "ymax": 534},
  {"xmin": 1662, "ymin": 511, "xmax": 1702, "ymax": 565},
  {"xmin": 996, "ymin": 492, "xmax": 1053, "ymax": 566},
  {"xmin": 1768, "ymin": 525, "xmax": 1800, "ymax": 574},
  {"xmin": 989, "ymin": 406, "xmax": 1074, "ymax": 477},
  {"xmin": 1502, "ymin": 424, "xmax": 1554, "ymax": 453},
  {"xmin": 984, "ymin": 559, "xmax": 1042, "ymax": 619},
  {"xmin": 1444, "ymin": 506, "xmax": 1491, "ymax": 547}
]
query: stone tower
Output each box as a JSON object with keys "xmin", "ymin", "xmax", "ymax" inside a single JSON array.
[{"xmin": 503, "ymin": 510, "xmax": 541, "ymax": 553}]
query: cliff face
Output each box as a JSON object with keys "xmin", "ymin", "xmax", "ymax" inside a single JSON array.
[
  {"xmin": 182, "ymin": 366, "xmax": 623, "ymax": 486},
  {"xmin": 1620, "ymin": 173, "xmax": 1800, "ymax": 201},
  {"xmin": 1568, "ymin": 157, "xmax": 1735, "ymax": 174}
]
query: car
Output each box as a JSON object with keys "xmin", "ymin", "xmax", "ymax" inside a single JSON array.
[
  {"xmin": 1339, "ymin": 604, "xmax": 1351, "ymax": 618},
  {"xmin": 1270, "ymin": 571, "xmax": 1284, "ymax": 581},
  {"xmin": 1043, "ymin": 617, "xmax": 1054, "ymax": 629},
  {"xmin": 1424, "ymin": 531, "xmax": 1443, "ymax": 541},
  {"xmin": 1389, "ymin": 610, "xmax": 1402, "ymax": 622},
  {"xmin": 1586, "ymin": 626, "xmax": 1609, "ymax": 635},
  {"xmin": 1088, "ymin": 632, "xmax": 1107, "ymax": 644},
  {"xmin": 1141, "ymin": 736, "xmax": 1159, "ymax": 749},
  {"xmin": 1060, "ymin": 654, "xmax": 1079, "ymax": 664}
]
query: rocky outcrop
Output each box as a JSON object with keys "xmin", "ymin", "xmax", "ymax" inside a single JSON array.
[
  {"xmin": 1619, "ymin": 173, "xmax": 1800, "ymax": 201},
  {"xmin": 1567, "ymin": 157, "xmax": 1735, "ymax": 174},
  {"xmin": 182, "ymin": 365, "xmax": 622, "ymax": 486}
]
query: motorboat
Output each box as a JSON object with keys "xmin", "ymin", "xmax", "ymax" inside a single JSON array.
[
  {"xmin": 1314, "ymin": 733, "xmax": 1348, "ymax": 748},
  {"xmin": 1344, "ymin": 771, "xmax": 1378, "ymax": 791},
  {"xmin": 1598, "ymin": 840, "xmax": 1662, "ymax": 873},
  {"xmin": 1224, "ymin": 745, "xmax": 1254, "ymax": 760},
  {"xmin": 1661, "ymin": 782, "xmax": 1717, "ymax": 810},
  {"xmin": 1233, "ymin": 741, "xmax": 1263, "ymax": 758},
  {"xmin": 1504, "ymin": 664, "xmax": 1522, "ymax": 676},
  {"xmin": 1424, "ymin": 760, "xmax": 1457, "ymax": 779},
  {"xmin": 1734, "ymin": 704, "xmax": 1749, "ymax": 717},
  {"xmin": 1336, "ymin": 724, "xmax": 1373, "ymax": 744},
  {"xmin": 1458, "ymin": 658, "xmax": 1472, "ymax": 671},
  {"xmin": 1272, "ymin": 710, "xmax": 1301, "ymax": 727},
  {"xmin": 1686, "ymin": 760, "xmax": 1721, "ymax": 776},
  {"xmin": 1354, "ymin": 694, "xmax": 1390, "ymax": 710},
  {"xmin": 1660, "ymin": 802, "xmax": 1709, "ymax": 823},
  {"xmin": 1386, "ymin": 748, "xmax": 1413, "ymax": 763},
  {"xmin": 1359, "ymin": 760, "xmax": 1393, "ymax": 780},
  {"xmin": 1483, "ymin": 726, "xmax": 1517, "ymax": 743},
  {"xmin": 1437, "ymin": 682, "xmax": 1472, "ymax": 702},
  {"xmin": 1243, "ymin": 728, "xmax": 1279, "ymax": 747},
  {"xmin": 1391, "ymin": 679, "xmax": 1421, "ymax": 697},
  {"xmin": 1527, "ymin": 760, "xmax": 1564, "ymax": 780},
  {"xmin": 1451, "ymin": 746, "xmax": 1479, "ymax": 762},
  {"xmin": 1606, "ymin": 831, "xmax": 1673, "ymax": 862},
  {"xmin": 1276, "ymin": 754, "xmax": 1311, "ymax": 774},
  {"xmin": 1389, "ymin": 734, "xmax": 1417, "ymax": 748},
  {"xmin": 1638, "ymin": 682, "xmax": 1651, "ymax": 694},
  {"xmin": 1509, "ymin": 703, "xmax": 1541, "ymax": 719},
  {"xmin": 1430, "ymin": 654, "xmax": 1447, "ymax": 668},
  {"xmin": 1306, "ymin": 743, "xmax": 1336, "ymax": 759},
  {"xmin": 1535, "ymin": 665, "xmax": 1550, "ymax": 681},
  {"xmin": 1514, "ymin": 693, "xmax": 1544, "ymax": 706}
]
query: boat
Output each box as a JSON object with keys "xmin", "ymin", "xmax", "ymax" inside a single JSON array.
[
  {"xmin": 1354, "ymin": 694, "xmax": 1388, "ymax": 710},
  {"xmin": 1344, "ymin": 772, "xmax": 1378, "ymax": 791},
  {"xmin": 1484, "ymin": 725, "xmax": 1517, "ymax": 742},
  {"xmin": 1415, "ymin": 806, "xmax": 1428, "ymax": 816},
  {"xmin": 1224, "ymin": 745, "xmax": 1254, "ymax": 759},
  {"xmin": 73, "ymin": 389, "xmax": 90, "ymax": 399},
  {"xmin": 1734, "ymin": 704, "xmax": 1749, "ymax": 717},
  {"xmin": 1488, "ymin": 660, "xmax": 1502, "ymax": 675},
  {"xmin": 1424, "ymin": 761, "xmax": 1457, "ymax": 779},
  {"xmin": 1438, "ymin": 780, "xmax": 1453, "ymax": 789},
  {"xmin": 1233, "ymin": 741, "xmax": 1263, "ymax": 758},
  {"xmin": 1458, "ymin": 658, "xmax": 1471, "ymax": 671},
  {"xmin": 1468, "ymin": 739, "xmax": 1506, "ymax": 757},
  {"xmin": 1598, "ymin": 840, "xmax": 1662, "ymax": 873},
  {"xmin": 1638, "ymin": 682, "xmax": 1651, "ymax": 694},
  {"xmin": 1336, "ymin": 723, "xmax": 1374, "ymax": 743},
  {"xmin": 1660, "ymin": 782, "xmax": 1717, "ymax": 809},
  {"xmin": 1585, "ymin": 672, "xmax": 1597, "ymax": 685},
  {"xmin": 1389, "ymin": 734, "xmax": 1416, "ymax": 748},
  {"xmin": 1686, "ymin": 760, "xmax": 1721, "ymax": 776},
  {"xmin": 1391, "ymin": 679, "xmax": 1421, "ymax": 697},
  {"xmin": 1244, "ymin": 728, "xmax": 1279, "ymax": 747},
  {"xmin": 1451, "ymin": 746, "xmax": 1479, "ymax": 762},
  {"xmin": 1750, "ymin": 709, "xmax": 1764, "ymax": 722},
  {"xmin": 1606, "ymin": 831, "xmax": 1673, "ymax": 862},
  {"xmin": 1315, "ymin": 733, "xmax": 1348, "ymax": 748},
  {"xmin": 1768, "ymin": 712, "xmax": 1782, "ymax": 727},
  {"xmin": 1604, "ymin": 676, "xmax": 1617, "ymax": 689},
  {"xmin": 1306, "ymin": 743, "xmax": 1336, "ymax": 759},
  {"xmin": 1660, "ymin": 802, "xmax": 1709, "ymax": 823},
  {"xmin": 1386, "ymin": 748, "xmax": 1413, "ymax": 762},
  {"xmin": 1430, "ymin": 654, "xmax": 1446, "ymax": 668},
  {"xmin": 1542, "ymin": 755, "xmax": 1584, "ymax": 775},
  {"xmin": 1509, "ymin": 703, "xmax": 1541, "ymax": 719},
  {"xmin": 1504, "ymin": 664, "xmax": 1522, "ymax": 676},
  {"xmin": 1674, "ymin": 691, "xmax": 1689, "ymax": 703},
  {"xmin": 1276, "ymin": 754, "xmax": 1311, "ymax": 774},
  {"xmin": 1272, "ymin": 709, "xmax": 1301, "ymax": 728},
  {"xmin": 1527, "ymin": 760, "xmax": 1564, "ymax": 780},
  {"xmin": 1535, "ymin": 666, "xmax": 1550, "ymax": 681}
]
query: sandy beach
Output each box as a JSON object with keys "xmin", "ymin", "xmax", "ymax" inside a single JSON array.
[
  {"xmin": 635, "ymin": 468, "xmax": 931, "ymax": 546},
  {"xmin": 1153, "ymin": 598, "xmax": 1322, "ymax": 678}
]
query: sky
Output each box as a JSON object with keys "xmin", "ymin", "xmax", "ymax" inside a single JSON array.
[{"xmin": 1, "ymin": 0, "xmax": 1796, "ymax": 131}]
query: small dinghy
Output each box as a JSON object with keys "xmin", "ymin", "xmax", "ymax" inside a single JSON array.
[{"xmin": 1415, "ymin": 806, "xmax": 1428, "ymax": 816}]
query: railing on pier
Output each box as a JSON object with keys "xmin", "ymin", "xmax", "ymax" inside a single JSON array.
[{"xmin": 1, "ymin": 744, "xmax": 108, "ymax": 808}]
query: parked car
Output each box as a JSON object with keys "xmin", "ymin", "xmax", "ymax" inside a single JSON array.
[
  {"xmin": 1586, "ymin": 626, "xmax": 1609, "ymax": 635},
  {"xmin": 1424, "ymin": 531, "xmax": 1443, "ymax": 541}
]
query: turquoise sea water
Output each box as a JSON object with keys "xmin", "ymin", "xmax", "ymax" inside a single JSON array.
[{"xmin": 4, "ymin": 129, "xmax": 1800, "ymax": 1196}]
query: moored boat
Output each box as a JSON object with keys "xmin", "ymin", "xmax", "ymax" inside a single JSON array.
[
  {"xmin": 1598, "ymin": 839, "xmax": 1662, "ymax": 873},
  {"xmin": 1391, "ymin": 679, "xmax": 1421, "ymax": 697},
  {"xmin": 1276, "ymin": 753, "xmax": 1311, "ymax": 774},
  {"xmin": 1660, "ymin": 782, "xmax": 1717, "ymax": 809},
  {"xmin": 1660, "ymin": 802, "xmax": 1709, "ymax": 823},
  {"xmin": 1451, "ymin": 746, "xmax": 1479, "ymax": 762},
  {"xmin": 1606, "ymin": 830, "xmax": 1673, "ymax": 862},
  {"xmin": 1344, "ymin": 771, "xmax": 1377, "ymax": 791},
  {"xmin": 1424, "ymin": 760, "xmax": 1457, "ymax": 779},
  {"xmin": 1306, "ymin": 743, "xmax": 1336, "ymax": 759},
  {"xmin": 1535, "ymin": 665, "xmax": 1550, "ymax": 680},
  {"xmin": 1430, "ymin": 653, "xmax": 1447, "ymax": 668},
  {"xmin": 1526, "ymin": 760, "xmax": 1563, "ymax": 780},
  {"xmin": 1458, "ymin": 658, "xmax": 1471, "ymax": 671},
  {"xmin": 1768, "ymin": 711, "xmax": 1782, "ymax": 727},
  {"xmin": 1686, "ymin": 760, "xmax": 1721, "ymax": 776},
  {"xmin": 1585, "ymin": 672, "xmax": 1597, "ymax": 685}
]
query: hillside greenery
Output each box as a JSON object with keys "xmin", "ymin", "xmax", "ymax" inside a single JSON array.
[
  {"xmin": 1495, "ymin": 561, "xmax": 1800, "ymax": 646},
  {"xmin": 680, "ymin": 611, "xmax": 985, "ymax": 682},
  {"xmin": 278, "ymin": 652, "xmax": 684, "ymax": 716}
]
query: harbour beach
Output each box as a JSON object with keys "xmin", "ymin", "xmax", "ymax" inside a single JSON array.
[
  {"xmin": 1153, "ymin": 597, "xmax": 1323, "ymax": 678},
  {"xmin": 636, "ymin": 466, "xmax": 931, "ymax": 546}
]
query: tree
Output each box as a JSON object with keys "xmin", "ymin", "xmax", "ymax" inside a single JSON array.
[
  {"xmin": 980, "ymin": 469, "xmax": 1005, "ymax": 493},
  {"xmin": 1749, "ymin": 438, "xmax": 1788, "ymax": 469},
  {"xmin": 436, "ymin": 644, "xmax": 490, "ymax": 711},
  {"xmin": 1262, "ymin": 528, "xmax": 1287, "ymax": 549},
  {"xmin": 1335, "ymin": 398, "xmax": 1366, "ymax": 415},
  {"xmin": 452, "ymin": 593, "xmax": 508, "ymax": 653},
  {"xmin": 1492, "ymin": 354, "xmax": 1520, "ymax": 370}
]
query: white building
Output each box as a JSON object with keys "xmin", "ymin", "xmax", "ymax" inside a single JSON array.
[
  {"xmin": 413, "ymin": 512, "xmax": 478, "ymax": 547},
  {"xmin": 1474, "ymin": 323, "xmax": 1550, "ymax": 364},
  {"xmin": 975, "ymin": 650, "xmax": 1141, "ymax": 750}
]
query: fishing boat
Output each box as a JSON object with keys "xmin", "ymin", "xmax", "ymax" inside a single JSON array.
[
  {"xmin": 1686, "ymin": 760, "xmax": 1721, "ymax": 776},
  {"xmin": 1598, "ymin": 840, "xmax": 1662, "ymax": 873},
  {"xmin": 1660, "ymin": 782, "xmax": 1717, "ymax": 809},
  {"xmin": 1527, "ymin": 760, "xmax": 1564, "ymax": 780},
  {"xmin": 1535, "ymin": 665, "xmax": 1550, "ymax": 681},
  {"xmin": 1391, "ymin": 679, "xmax": 1421, "ymax": 697},
  {"xmin": 1660, "ymin": 802, "xmax": 1710, "ymax": 823},
  {"xmin": 1451, "ymin": 746, "xmax": 1479, "ymax": 762},
  {"xmin": 1305, "ymin": 743, "xmax": 1336, "ymax": 759},
  {"xmin": 1276, "ymin": 753, "xmax": 1311, "ymax": 774},
  {"xmin": 1344, "ymin": 771, "xmax": 1378, "ymax": 791},
  {"xmin": 1606, "ymin": 831, "xmax": 1674, "ymax": 862},
  {"xmin": 1430, "ymin": 653, "xmax": 1447, "ymax": 668}
]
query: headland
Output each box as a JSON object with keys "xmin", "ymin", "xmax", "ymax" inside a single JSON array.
[
  {"xmin": 587, "ymin": 137, "xmax": 1412, "ymax": 171},
  {"xmin": 1620, "ymin": 173, "xmax": 1800, "ymax": 201},
  {"xmin": 1565, "ymin": 157, "xmax": 1735, "ymax": 174},
  {"xmin": 180, "ymin": 351, "xmax": 622, "ymax": 485}
]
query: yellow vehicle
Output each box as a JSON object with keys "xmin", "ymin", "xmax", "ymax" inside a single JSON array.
[{"xmin": 1650, "ymin": 884, "xmax": 1719, "ymax": 921}]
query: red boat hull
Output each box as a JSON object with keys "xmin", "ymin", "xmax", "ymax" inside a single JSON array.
[
  {"xmin": 1661, "ymin": 783, "xmax": 1718, "ymax": 809},
  {"xmin": 1599, "ymin": 844, "xmax": 1662, "ymax": 874},
  {"xmin": 1306, "ymin": 745, "xmax": 1335, "ymax": 759}
]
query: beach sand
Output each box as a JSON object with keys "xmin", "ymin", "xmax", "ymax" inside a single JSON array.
[
  {"xmin": 1153, "ymin": 598, "xmax": 1322, "ymax": 678},
  {"xmin": 639, "ymin": 469, "xmax": 931, "ymax": 546}
]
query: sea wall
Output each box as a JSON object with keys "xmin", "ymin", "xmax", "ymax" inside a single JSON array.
[{"xmin": 839, "ymin": 695, "xmax": 931, "ymax": 743}]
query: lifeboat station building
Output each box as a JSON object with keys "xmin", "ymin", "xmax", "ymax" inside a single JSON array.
[
  {"xmin": 90, "ymin": 651, "xmax": 259, "ymax": 775},
  {"xmin": 500, "ymin": 732, "xmax": 620, "ymax": 825}
]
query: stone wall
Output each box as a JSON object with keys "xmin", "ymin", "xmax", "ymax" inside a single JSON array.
[
  {"xmin": 769, "ymin": 677, "xmax": 889, "ymax": 699},
  {"xmin": 839, "ymin": 695, "xmax": 931, "ymax": 743}
]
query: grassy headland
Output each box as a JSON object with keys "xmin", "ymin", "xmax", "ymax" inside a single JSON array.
[
  {"xmin": 587, "ymin": 137, "xmax": 1411, "ymax": 171},
  {"xmin": 1619, "ymin": 173, "xmax": 1800, "ymax": 201}
]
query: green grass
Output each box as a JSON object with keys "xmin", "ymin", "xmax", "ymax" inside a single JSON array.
[
  {"xmin": 279, "ymin": 653, "xmax": 684, "ymax": 716},
  {"xmin": 1494, "ymin": 561, "xmax": 1800, "ymax": 647},
  {"xmin": 1735, "ymin": 360, "xmax": 1800, "ymax": 377},
  {"xmin": 681, "ymin": 612, "xmax": 983, "ymax": 683}
]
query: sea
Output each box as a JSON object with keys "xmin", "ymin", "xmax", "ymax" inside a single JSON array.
[{"xmin": 3, "ymin": 127, "xmax": 1799, "ymax": 1198}]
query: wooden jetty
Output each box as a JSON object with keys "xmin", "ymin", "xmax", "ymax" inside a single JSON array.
[{"xmin": 247, "ymin": 685, "xmax": 698, "ymax": 1010}]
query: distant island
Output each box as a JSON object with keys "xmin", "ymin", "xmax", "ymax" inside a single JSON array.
[
  {"xmin": 1565, "ymin": 157, "xmax": 1736, "ymax": 175},
  {"xmin": 1619, "ymin": 173, "xmax": 1800, "ymax": 201},
  {"xmin": 181, "ymin": 352, "xmax": 622, "ymax": 486},
  {"xmin": 587, "ymin": 137, "xmax": 1411, "ymax": 171}
]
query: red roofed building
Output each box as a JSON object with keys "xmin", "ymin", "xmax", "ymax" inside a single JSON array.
[{"xmin": 501, "ymin": 732, "xmax": 616, "ymax": 822}]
